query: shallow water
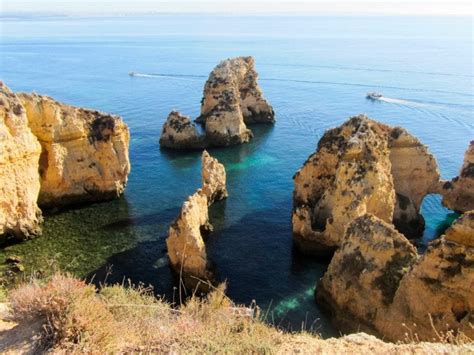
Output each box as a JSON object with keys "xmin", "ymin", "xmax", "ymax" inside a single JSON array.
[{"xmin": 0, "ymin": 15, "xmax": 472, "ymax": 337}]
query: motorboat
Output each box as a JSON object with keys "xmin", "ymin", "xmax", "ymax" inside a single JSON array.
[
  {"xmin": 128, "ymin": 72, "xmax": 136, "ymax": 76},
  {"xmin": 366, "ymin": 92, "xmax": 383, "ymax": 100}
]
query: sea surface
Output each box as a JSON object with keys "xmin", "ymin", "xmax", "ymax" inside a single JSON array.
[{"xmin": 0, "ymin": 15, "xmax": 472, "ymax": 337}]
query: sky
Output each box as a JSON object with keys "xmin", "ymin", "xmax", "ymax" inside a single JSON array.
[{"xmin": 1, "ymin": 0, "xmax": 472, "ymax": 16}]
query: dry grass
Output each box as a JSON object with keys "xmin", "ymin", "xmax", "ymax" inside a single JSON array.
[{"xmin": 6, "ymin": 273, "xmax": 474, "ymax": 354}]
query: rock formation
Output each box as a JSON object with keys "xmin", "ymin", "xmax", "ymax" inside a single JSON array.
[
  {"xmin": 439, "ymin": 141, "xmax": 474, "ymax": 213},
  {"xmin": 159, "ymin": 111, "xmax": 206, "ymax": 149},
  {"xmin": 18, "ymin": 93, "xmax": 130, "ymax": 208},
  {"xmin": 201, "ymin": 150, "xmax": 228, "ymax": 205},
  {"xmin": 166, "ymin": 151, "xmax": 227, "ymax": 288},
  {"xmin": 0, "ymin": 82, "xmax": 42, "ymax": 239},
  {"xmin": 316, "ymin": 211, "xmax": 474, "ymax": 341},
  {"xmin": 293, "ymin": 115, "xmax": 440, "ymax": 255},
  {"xmin": 196, "ymin": 56, "xmax": 274, "ymax": 146}
]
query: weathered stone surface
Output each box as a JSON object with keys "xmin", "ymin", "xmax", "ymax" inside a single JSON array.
[
  {"xmin": 0, "ymin": 82, "xmax": 42, "ymax": 239},
  {"xmin": 159, "ymin": 111, "xmax": 206, "ymax": 149},
  {"xmin": 439, "ymin": 141, "xmax": 474, "ymax": 213},
  {"xmin": 18, "ymin": 93, "xmax": 130, "ymax": 208},
  {"xmin": 166, "ymin": 189, "xmax": 212, "ymax": 283},
  {"xmin": 293, "ymin": 115, "xmax": 440, "ymax": 255},
  {"xmin": 196, "ymin": 56, "xmax": 274, "ymax": 146},
  {"xmin": 389, "ymin": 127, "xmax": 440, "ymax": 237},
  {"xmin": 316, "ymin": 214, "xmax": 418, "ymax": 335},
  {"xmin": 317, "ymin": 212, "xmax": 474, "ymax": 341},
  {"xmin": 201, "ymin": 150, "xmax": 228, "ymax": 205},
  {"xmin": 166, "ymin": 152, "xmax": 227, "ymax": 288}
]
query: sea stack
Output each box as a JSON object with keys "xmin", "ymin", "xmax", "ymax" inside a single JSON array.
[
  {"xmin": 0, "ymin": 82, "xmax": 42, "ymax": 240},
  {"xmin": 18, "ymin": 93, "xmax": 130, "ymax": 208},
  {"xmin": 166, "ymin": 151, "xmax": 227, "ymax": 288},
  {"xmin": 159, "ymin": 111, "xmax": 206, "ymax": 149},
  {"xmin": 292, "ymin": 115, "xmax": 440, "ymax": 256}
]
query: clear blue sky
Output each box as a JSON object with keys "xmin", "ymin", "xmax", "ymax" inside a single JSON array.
[{"xmin": 2, "ymin": 0, "xmax": 472, "ymax": 15}]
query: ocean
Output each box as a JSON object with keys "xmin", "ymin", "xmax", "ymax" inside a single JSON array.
[{"xmin": 0, "ymin": 14, "xmax": 472, "ymax": 336}]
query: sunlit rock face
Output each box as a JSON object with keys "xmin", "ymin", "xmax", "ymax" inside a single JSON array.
[
  {"xmin": 0, "ymin": 82, "xmax": 42, "ymax": 240},
  {"xmin": 316, "ymin": 214, "xmax": 418, "ymax": 335},
  {"xmin": 166, "ymin": 152, "xmax": 227, "ymax": 289},
  {"xmin": 159, "ymin": 111, "xmax": 206, "ymax": 149},
  {"xmin": 196, "ymin": 56, "xmax": 274, "ymax": 146},
  {"xmin": 292, "ymin": 115, "xmax": 440, "ymax": 255},
  {"xmin": 18, "ymin": 93, "xmax": 130, "ymax": 208},
  {"xmin": 439, "ymin": 141, "xmax": 474, "ymax": 213},
  {"xmin": 317, "ymin": 211, "xmax": 474, "ymax": 341},
  {"xmin": 201, "ymin": 150, "xmax": 228, "ymax": 205}
]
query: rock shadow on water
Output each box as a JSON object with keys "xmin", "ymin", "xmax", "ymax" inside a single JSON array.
[{"xmin": 159, "ymin": 123, "xmax": 275, "ymax": 173}]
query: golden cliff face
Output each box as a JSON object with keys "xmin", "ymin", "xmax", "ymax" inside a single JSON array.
[
  {"xmin": 0, "ymin": 82, "xmax": 131, "ymax": 240},
  {"xmin": 439, "ymin": 141, "xmax": 474, "ymax": 213},
  {"xmin": 0, "ymin": 83, "xmax": 42, "ymax": 239},
  {"xmin": 292, "ymin": 115, "xmax": 440, "ymax": 255},
  {"xmin": 18, "ymin": 93, "xmax": 130, "ymax": 208},
  {"xmin": 317, "ymin": 211, "xmax": 474, "ymax": 342}
]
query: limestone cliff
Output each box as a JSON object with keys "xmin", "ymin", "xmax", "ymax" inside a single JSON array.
[
  {"xmin": 293, "ymin": 115, "xmax": 440, "ymax": 255},
  {"xmin": 316, "ymin": 212, "xmax": 474, "ymax": 341},
  {"xmin": 18, "ymin": 93, "xmax": 130, "ymax": 208},
  {"xmin": 0, "ymin": 82, "xmax": 42, "ymax": 239},
  {"xmin": 201, "ymin": 150, "xmax": 228, "ymax": 205},
  {"xmin": 166, "ymin": 152, "xmax": 227, "ymax": 288},
  {"xmin": 439, "ymin": 141, "xmax": 474, "ymax": 213},
  {"xmin": 159, "ymin": 111, "xmax": 206, "ymax": 149},
  {"xmin": 196, "ymin": 56, "xmax": 274, "ymax": 146}
]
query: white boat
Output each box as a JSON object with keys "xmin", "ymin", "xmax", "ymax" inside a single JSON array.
[{"xmin": 366, "ymin": 92, "xmax": 383, "ymax": 100}]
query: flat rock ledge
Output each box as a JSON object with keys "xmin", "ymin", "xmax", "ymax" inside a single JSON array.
[{"xmin": 166, "ymin": 151, "xmax": 227, "ymax": 289}]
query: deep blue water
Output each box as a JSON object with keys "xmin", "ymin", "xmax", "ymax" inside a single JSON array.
[{"xmin": 0, "ymin": 15, "xmax": 472, "ymax": 336}]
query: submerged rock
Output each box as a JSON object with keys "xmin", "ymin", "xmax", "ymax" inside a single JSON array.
[
  {"xmin": 439, "ymin": 141, "xmax": 474, "ymax": 213},
  {"xmin": 159, "ymin": 111, "xmax": 206, "ymax": 149},
  {"xmin": 317, "ymin": 211, "xmax": 474, "ymax": 341},
  {"xmin": 201, "ymin": 150, "xmax": 228, "ymax": 205},
  {"xmin": 292, "ymin": 115, "xmax": 440, "ymax": 255},
  {"xmin": 0, "ymin": 82, "xmax": 42, "ymax": 240},
  {"xmin": 196, "ymin": 56, "xmax": 274, "ymax": 146},
  {"xmin": 166, "ymin": 152, "xmax": 227, "ymax": 288},
  {"xmin": 18, "ymin": 93, "xmax": 131, "ymax": 208}
]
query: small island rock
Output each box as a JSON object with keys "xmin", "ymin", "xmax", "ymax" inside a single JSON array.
[{"xmin": 159, "ymin": 111, "xmax": 206, "ymax": 149}]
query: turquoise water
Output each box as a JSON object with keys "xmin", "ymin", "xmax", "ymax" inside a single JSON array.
[{"xmin": 0, "ymin": 15, "xmax": 472, "ymax": 336}]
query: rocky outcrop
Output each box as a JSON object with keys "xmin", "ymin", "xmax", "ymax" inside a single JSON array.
[
  {"xmin": 159, "ymin": 111, "xmax": 206, "ymax": 149},
  {"xmin": 18, "ymin": 93, "xmax": 130, "ymax": 208},
  {"xmin": 166, "ymin": 189, "xmax": 213, "ymax": 284},
  {"xmin": 201, "ymin": 150, "xmax": 228, "ymax": 205},
  {"xmin": 0, "ymin": 82, "xmax": 42, "ymax": 239},
  {"xmin": 166, "ymin": 152, "xmax": 227, "ymax": 288},
  {"xmin": 316, "ymin": 211, "xmax": 474, "ymax": 341},
  {"xmin": 293, "ymin": 115, "xmax": 440, "ymax": 255},
  {"xmin": 196, "ymin": 56, "xmax": 274, "ymax": 146},
  {"xmin": 439, "ymin": 141, "xmax": 474, "ymax": 213}
]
